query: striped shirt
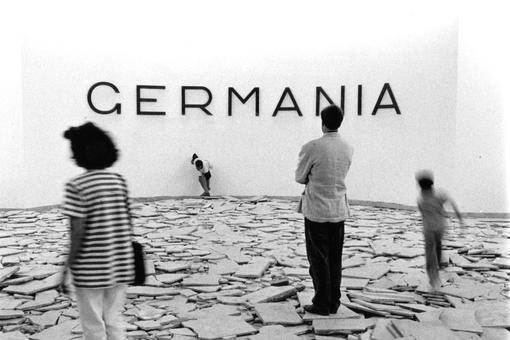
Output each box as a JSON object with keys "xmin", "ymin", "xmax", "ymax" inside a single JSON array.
[{"xmin": 62, "ymin": 170, "xmax": 135, "ymax": 288}]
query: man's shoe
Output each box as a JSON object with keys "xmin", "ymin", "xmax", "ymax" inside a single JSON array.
[
  {"xmin": 303, "ymin": 304, "xmax": 329, "ymax": 316},
  {"xmin": 329, "ymin": 303, "xmax": 340, "ymax": 314}
]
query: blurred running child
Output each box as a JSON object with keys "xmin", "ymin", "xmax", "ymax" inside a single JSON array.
[{"xmin": 415, "ymin": 170, "xmax": 463, "ymax": 291}]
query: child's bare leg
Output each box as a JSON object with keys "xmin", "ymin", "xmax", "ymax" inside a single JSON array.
[
  {"xmin": 436, "ymin": 231, "xmax": 444, "ymax": 268},
  {"xmin": 424, "ymin": 231, "xmax": 440, "ymax": 290},
  {"xmin": 206, "ymin": 178, "xmax": 210, "ymax": 191}
]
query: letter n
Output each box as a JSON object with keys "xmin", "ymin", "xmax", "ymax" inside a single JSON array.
[{"xmin": 315, "ymin": 86, "xmax": 345, "ymax": 116}]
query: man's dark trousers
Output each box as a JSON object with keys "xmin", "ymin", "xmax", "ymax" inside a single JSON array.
[{"xmin": 304, "ymin": 218, "xmax": 345, "ymax": 313}]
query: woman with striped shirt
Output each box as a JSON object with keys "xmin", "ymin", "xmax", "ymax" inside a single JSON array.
[{"xmin": 61, "ymin": 122, "xmax": 134, "ymax": 340}]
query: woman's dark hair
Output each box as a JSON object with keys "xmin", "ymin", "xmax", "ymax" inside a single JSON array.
[
  {"xmin": 321, "ymin": 105, "xmax": 344, "ymax": 130},
  {"xmin": 191, "ymin": 153, "xmax": 199, "ymax": 164},
  {"xmin": 63, "ymin": 122, "xmax": 118, "ymax": 170},
  {"xmin": 195, "ymin": 160, "xmax": 203, "ymax": 168}
]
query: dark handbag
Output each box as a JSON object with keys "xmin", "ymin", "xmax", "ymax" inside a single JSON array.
[{"xmin": 132, "ymin": 241, "xmax": 146, "ymax": 285}]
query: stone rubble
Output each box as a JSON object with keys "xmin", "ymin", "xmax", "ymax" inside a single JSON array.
[{"xmin": 0, "ymin": 197, "xmax": 508, "ymax": 339}]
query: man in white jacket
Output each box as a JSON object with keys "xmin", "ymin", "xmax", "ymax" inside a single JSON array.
[{"xmin": 295, "ymin": 105, "xmax": 353, "ymax": 315}]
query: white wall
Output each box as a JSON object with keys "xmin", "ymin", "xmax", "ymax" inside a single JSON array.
[
  {"xmin": 0, "ymin": 1, "xmax": 507, "ymax": 213},
  {"xmin": 0, "ymin": 6, "xmax": 24, "ymax": 208},
  {"xmin": 453, "ymin": 3, "xmax": 509, "ymax": 213}
]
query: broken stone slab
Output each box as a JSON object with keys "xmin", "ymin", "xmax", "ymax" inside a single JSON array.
[
  {"xmin": 440, "ymin": 308, "xmax": 483, "ymax": 335},
  {"xmin": 296, "ymin": 291, "xmax": 313, "ymax": 307},
  {"xmin": 449, "ymin": 253, "xmax": 472, "ymax": 267},
  {"xmin": 312, "ymin": 318, "xmax": 376, "ymax": 335},
  {"xmin": 282, "ymin": 267, "xmax": 309, "ymax": 277},
  {"xmin": 28, "ymin": 319, "xmax": 80, "ymax": 340},
  {"xmin": 181, "ymin": 274, "xmax": 221, "ymax": 286},
  {"xmin": 342, "ymin": 263, "xmax": 390, "ymax": 280},
  {"xmin": 303, "ymin": 305, "xmax": 361, "ymax": 321},
  {"xmin": 390, "ymin": 319, "xmax": 461, "ymax": 340},
  {"xmin": 210, "ymin": 246, "xmax": 252, "ymax": 264},
  {"xmin": 182, "ymin": 303, "xmax": 241, "ymax": 319},
  {"xmin": 470, "ymin": 301, "xmax": 510, "ymax": 328},
  {"xmin": 395, "ymin": 303, "xmax": 438, "ymax": 313},
  {"xmin": 155, "ymin": 273, "xmax": 188, "ymax": 284},
  {"xmin": 342, "ymin": 301, "xmax": 389, "ymax": 317},
  {"xmin": 0, "ymin": 310, "xmax": 24, "ymax": 320},
  {"xmin": 371, "ymin": 318, "xmax": 400, "ymax": 340},
  {"xmin": 26, "ymin": 310, "xmax": 62, "ymax": 329},
  {"xmin": 350, "ymin": 299, "xmax": 416, "ymax": 318},
  {"xmin": 17, "ymin": 298, "xmax": 56, "ymax": 311},
  {"xmin": 15, "ymin": 265, "xmax": 62, "ymax": 279},
  {"xmin": 136, "ymin": 304, "xmax": 165, "ymax": 320},
  {"xmin": 492, "ymin": 257, "xmax": 510, "ymax": 269},
  {"xmin": 348, "ymin": 290, "xmax": 417, "ymax": 305},
  {"xmin": 460, "ymin": 262, "xmax": 499, "ymax": 271},
  {"xmin": 0, "ymin": 276, "xmax": 34, "ymax": 288},
  {"xmin": 342, "ymin": 256, "xmax": 366, "ymax": 269},
  {"xmin": 481, "ymin": 327, "xmax": 510, "ymax": 340},
  {"xmin": 0, "ymin": 266, "xmax": 20, "ymax": 283},
  {"xmin": 143, "ymin": 275, "xmax": 166, "ymax": 287},
  {"xmin": 438, "ymin": 281, "xmax": 494, "ymax": 300},
  {"xmin": 243, "ymin": 286, "xmax": 297, "ymax": 304},
  {"xmin": 188, "ymin": 249, "xmax": 210, "ymax": 256},
  {"xmin": 208, "ymin": 259, "xmax": 240, "ymax": 275},
  {"xmin": 249, "ymin": 325, "xmax": 300, "ymax": 340},
  {"xmin": 187, "ymin": 285, "xmax": 220, "ymax": 293},
  {"xmin": 218, "ymin": 295, "xmax": 246, "ymax": 305},
  {"xmin": 126, "ymin": 286, "xmax": 179, "ymax": 297},
  {"xmin": 134, "ymin": 320, "xmax": 161, "ymax": 331},
  {"xmin": 235, "ymin": 258, "xmax": 273, "ymax": 278},
  {"xmin": 341, "ymin": 277, "xmax": 369, "ymax": 290},
  {"xmin": 2, "ymin": 273, "xmax": 61, "ymax": 295},
  {"xmin": 0, "ymin": 297, "xmax": 23, "ymax": 309},
  {"xmin": 253, "ymin": 303, "xmax": 302, "ymax": 325},
  {"xmin": 156, "ymin": 262, "xmax": 191, "ymax": 273},
  {"xmin": 167, "ymin": 327, "xmax": 197, "ymax": 337},
  {"xmin": 182, "ymin": 315, "xmax": 257, "ymax": 340},
  {"xmin": 0, "ymin": 331, "xmax": 29, "ymax": 340},
  {"xmin": 270, "ymin": 277, "xmax": 290, "ymax": 286},
  {"xmin": 0, "ymin": 317, "xmax": 26, "ymax": 328}
]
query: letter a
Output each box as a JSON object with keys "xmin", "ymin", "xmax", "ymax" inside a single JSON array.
[
  {"xmin": 371, "ymin": 83, "xmax": 401, "ymax": 115},
  {"xmin": 272, "ymin": 87, "xmax": 302, "ymax": 116}
]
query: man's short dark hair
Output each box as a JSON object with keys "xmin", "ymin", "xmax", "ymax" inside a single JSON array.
[
  {"xmin": 63, "ymin": 122, "xmax": 118, "ymax": 170},
  {"xmin": 321, "ymin": 105, "xmax": 344, "ymax": 130},
  {"xmin": 195, "ymin": 160, "xmax": 203, "ymax": 168}
]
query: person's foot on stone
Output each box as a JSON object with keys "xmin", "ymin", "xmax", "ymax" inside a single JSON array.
[
  {"xmin": 200, "ymin": 192, "xmax": 210, "ymax": 197},
  {"xmin": 303, "ymin": 304, "xmax": 329, "ymax": 316}
]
